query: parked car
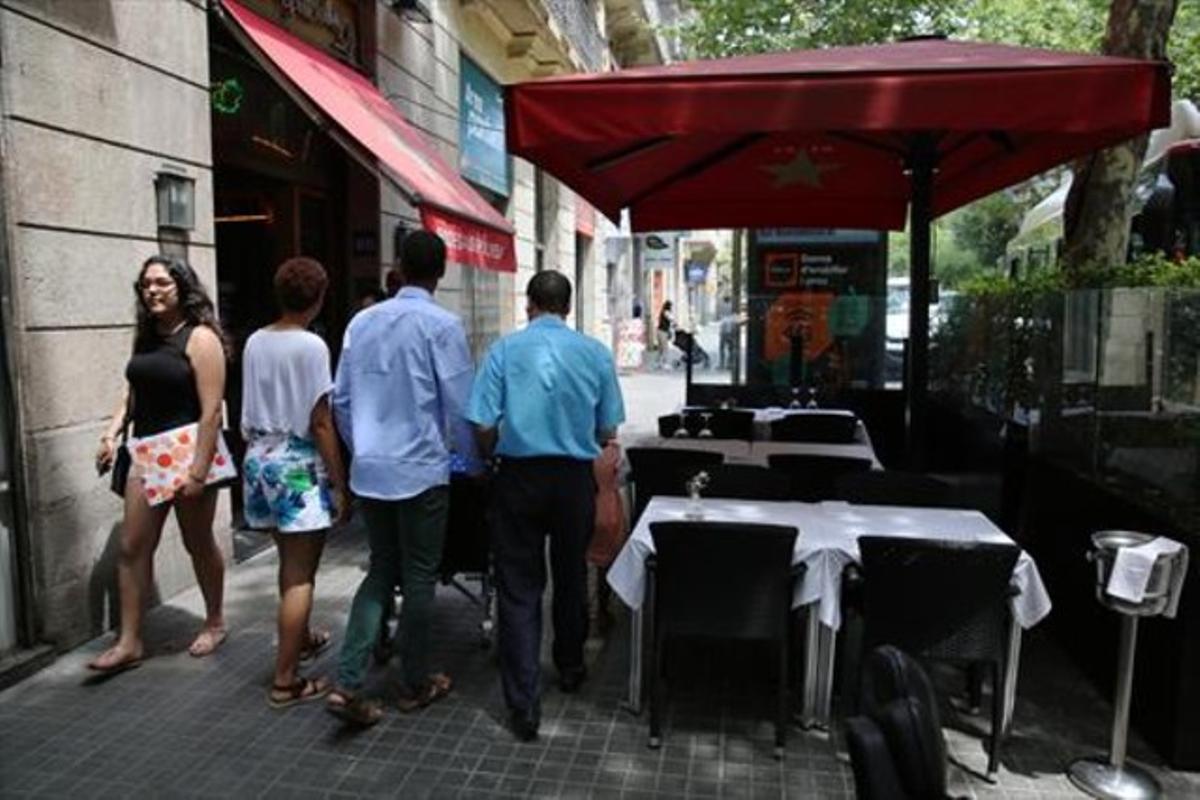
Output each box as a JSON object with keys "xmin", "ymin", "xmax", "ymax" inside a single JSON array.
[{"xmin": 885, "ymin": 277, "xmax": 956, "ymax": 386}]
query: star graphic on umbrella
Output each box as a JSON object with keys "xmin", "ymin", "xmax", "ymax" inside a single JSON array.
[{"xmin": 761, "ymin": 152, "xmax": 841, "ymax": 188}]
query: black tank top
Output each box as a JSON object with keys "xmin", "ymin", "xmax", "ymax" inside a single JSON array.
[{"xmin": 126, "ymin": 324, "xmax": 202, "ymax": 436}]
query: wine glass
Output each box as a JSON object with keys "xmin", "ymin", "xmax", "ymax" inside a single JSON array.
[
  {"xmin": 697, "ymin": 412, "xmax": 714, "ymax": 438},
  {"xmin": 672, "ymin": 412, "xmax": 690, "ymax": 437},
  {"xmin": 806, "ymin": 387, "xmax": 819, "ymax": 409},
  {"xmin": 788, "ymin": 387, "xmax": 802, "ymax": 409}
]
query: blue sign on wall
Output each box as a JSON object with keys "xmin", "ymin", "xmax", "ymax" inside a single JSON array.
[{"xmin": 459, "ymin": 56, "xmax": 510, "ymax": 197}]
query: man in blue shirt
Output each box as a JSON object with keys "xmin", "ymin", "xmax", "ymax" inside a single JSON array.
[
  {"xmin": 326, "ymin": 230, "xmax": 479, "ymax": 725},
  {"xmin": 468, "ymin": 271, "xmax": 626, "ymax": 742}
]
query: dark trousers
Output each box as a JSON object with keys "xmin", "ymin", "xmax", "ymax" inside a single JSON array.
[{"xmin": 491, "ymin": 457, "xmax": 595, "ymax": 716}]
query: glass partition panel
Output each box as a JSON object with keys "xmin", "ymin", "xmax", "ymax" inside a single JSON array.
[{"xmin": 930, "ymin": 285, "xmax": 1200, "ymax": 530}]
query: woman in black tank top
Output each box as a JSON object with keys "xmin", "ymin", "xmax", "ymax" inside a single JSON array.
[{"xmin": 90, "ymin": 256, "xmax": 230, "ymax": 673}]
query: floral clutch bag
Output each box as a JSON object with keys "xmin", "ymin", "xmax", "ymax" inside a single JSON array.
[{"xmin": 128, "ymin": 423, "xmax": 237, "ymax": 506}]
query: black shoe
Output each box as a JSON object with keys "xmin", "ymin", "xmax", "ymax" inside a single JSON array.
[
  {"xmin": 509, "ymin": 709, "xmax": 540, "ymax": 743},
  {"xmin": 558, "ymin": 667, "xmax": 587, "ymax": 694}
]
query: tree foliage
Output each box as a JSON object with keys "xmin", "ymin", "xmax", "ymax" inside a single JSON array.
[
  {"xmin": 677, "ymin": 0, "xmax": 959, "ymax": 55},
  {"xmin": 949, "ymin": 193, "xmax": 1023, "ymax": 271},
  {"xmin": 676, "ymin": 0, "xmax": 1198, "ymax": 101}
]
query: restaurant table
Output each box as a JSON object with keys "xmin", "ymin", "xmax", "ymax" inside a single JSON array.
[
  {"xmin": 626, "ymin": 418, "xmax": 882, "ymax": 469},
  {"xmin": 606, "ymin": 496, "xmax": 1052, "ymax": 729}
]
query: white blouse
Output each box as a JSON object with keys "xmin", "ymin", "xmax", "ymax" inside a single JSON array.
[{"xmin": 240, "ymin": 328, "xmax": 332, "ymax": 440}]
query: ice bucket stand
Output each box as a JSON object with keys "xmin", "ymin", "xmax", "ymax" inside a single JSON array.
[{"xmin": 1067, "ymin": 530, "xmax": 1187, "ymax": 800}]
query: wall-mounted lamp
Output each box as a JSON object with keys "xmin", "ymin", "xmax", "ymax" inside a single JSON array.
[
  {"xmin": 388, "ymin": 0, "xmax": 432, "ymax": 24},
  {"xmin": 155, "ymin": 170, "xmax": 196, "ymax": 231}
]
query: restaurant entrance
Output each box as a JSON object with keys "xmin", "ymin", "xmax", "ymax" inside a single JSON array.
[{"xmin": 210, "ymin": 23, "xmax": 357, "ymax": 524}]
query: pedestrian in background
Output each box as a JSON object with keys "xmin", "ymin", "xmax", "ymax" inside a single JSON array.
[
  {"xmin": 468, "ymin": 270, "xmax": 626, "ymax": 742},
  {"xmin": 240, "ymin": 257, "xmax": 350, "ymax": 708},
  {"xmin": 91, "ymin": 256, "xmax": 229, "ymax": 673},
  {"xmin": 356, "ymin": 287, "xmax": 386, "ymax": 311},
  {"xmin": 718, "ymin": 295, "xmax": 739, "ymax": 370},
  {"xmin": 326, "ymin": 230, "xmax": 480, "ymax": 726},
  {"xmin": 384, "ymin": 268, "xmax": 403, "ymax": 298},
  {"xmin": 656, "ymin": 300, "xmax": 674, "ymax": 369}
]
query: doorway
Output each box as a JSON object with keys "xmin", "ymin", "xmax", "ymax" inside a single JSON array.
[
  {"xmin": 0, "ymin": 322, "xmax": 20, "ymax": 654},
  {"xmin": 575, "ymin": 233, "xmax": 592, "ymax": 333}
]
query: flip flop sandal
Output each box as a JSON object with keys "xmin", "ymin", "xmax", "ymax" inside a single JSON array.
[
  {"xmin": 86, "ymin": 655, "xmax": 143, "ymax": 676},
  {"xmin": 188, "ymin": 628, "xmax": 227, "ymax": 658},
  {"xmin": 299, "ymin": 629, "xmax": 332, "ymax": 663},
  {"xmin": 325, "ymin": 690, "xmax": 384, "ymax": 727},
  {"xmin": 268, "ymin": 676, "xmax": 331, "ymax": 709},
  {"xmin": 395, "ymin": 673, "xmax": 453, "ymax": 713}
]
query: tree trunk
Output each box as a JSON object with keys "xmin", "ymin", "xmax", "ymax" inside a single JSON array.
[{"xmin": 1061, "ymin": 0, "xmax": 1178, "ymax": 278}]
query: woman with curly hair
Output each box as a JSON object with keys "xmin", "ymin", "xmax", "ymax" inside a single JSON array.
[
  {"xmin": 91, "ymin": 255, "xmax": 230, "ymax": 673},
  {"xmin": 240, "ymin": 257, "xmax": 348, "ymax": 708}
]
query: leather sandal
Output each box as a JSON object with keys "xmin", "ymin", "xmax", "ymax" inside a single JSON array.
[
  {"xmin": 326, "ymin": 689, "xmax": 384, "ymax": 727},
  {"xmin": 268, "ymin": 676, "xmax": 331, "ymax": 709},
  {"xmin": 299, "ymin": 629, "xmax": 332, "ymax": 663},
  {"xmin": 395, "ymin": 673, "xmax": 453, "ymax": 713}
]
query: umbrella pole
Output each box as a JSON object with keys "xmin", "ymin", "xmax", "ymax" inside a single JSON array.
[{"xmin": 907, "ymin": 134, "xmax": 936, "ymax": 470}]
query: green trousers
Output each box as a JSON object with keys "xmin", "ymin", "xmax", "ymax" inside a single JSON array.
[{"xmin": 336, "ymin": 486, "xmax": 448, "ymax": 691}]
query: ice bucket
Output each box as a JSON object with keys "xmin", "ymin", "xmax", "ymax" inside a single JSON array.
[{"xmin": 1089, "ymin": 530, "xmax": 1179, "ymax": 617}]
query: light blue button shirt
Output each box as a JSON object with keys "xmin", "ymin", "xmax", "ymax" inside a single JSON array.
[
  {"xmin": 467, "ymin": 315, "xmax": 625, "ymax": 460},
  {"xmin": 333, "ymin": 287, "xmax": 479, "ymax": 500}
]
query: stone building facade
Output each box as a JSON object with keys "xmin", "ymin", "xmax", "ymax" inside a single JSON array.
[{"xmin": 0, "ymin": 0, "xmax": 632, "ymax": 672}]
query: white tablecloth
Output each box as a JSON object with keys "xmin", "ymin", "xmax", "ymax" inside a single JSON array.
[
  {"xmin": 626, "ymin": 422, "xmax": 881, "ymax": 469},
  {"xmin": 607, "ymin": 496, "xmax": 1052, "ymax": 631}
]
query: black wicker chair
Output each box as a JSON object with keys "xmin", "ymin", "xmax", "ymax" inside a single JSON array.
[
  {"xmin": 834, "ymin": 471, "xmax": 954, "ymax": 507},
  {"xmin": 846, "ymin": 645, "xmax": 960, "ymax": 800},
  {"xmin": 646, "ymin": 521, "xmax": 801, "ymax": 756},
  {"xmin": 658, "ymin": 409, "xmax": 755, "ymax": 441},
  {"xmin": 855, "ymin": 537, "xmax": 1020, "ymax": 777},
  {"xmin": 769, "ymin": 411, "xmax": 859, "ymax": 443},
  {"xmin": 767, "ymin": 453, "xmax": 873, "ymax": 502},
  {"xmin": 626, "ymin": 447, "xmax": 724, "ymax": 524}
]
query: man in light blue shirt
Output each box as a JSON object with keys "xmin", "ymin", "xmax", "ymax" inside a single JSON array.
[
  {"xmin": 326, "ymin": 230, "xmax": 478, "ymax": 725},
  {"xmin": 468, "ymin": 270, "xmax": 625, "ymax": 742}
]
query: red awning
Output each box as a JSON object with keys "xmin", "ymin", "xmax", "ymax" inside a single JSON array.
[
  {"xmin": 506, "ymin": 39, "xmax": 1171, "ymax": 231},
  {"xmin": 221, "ymin": 0, "xmax": 515, "ymax": 272}
]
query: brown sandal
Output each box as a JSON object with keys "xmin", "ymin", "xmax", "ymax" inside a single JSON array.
[
  {"xmin": 325, "ymin": 689, "xmax": 384, "ymax": 727},
  {"xmin": 299, "ymin": 629, "xmax": 331, "ymax": 663},
  {"xmin": 268, "ymin": 676, "xmax": 331, "ymax": 709},
  {"xmin": 395, "ymin": 673, "xmax": 453, "ymax": 713}
]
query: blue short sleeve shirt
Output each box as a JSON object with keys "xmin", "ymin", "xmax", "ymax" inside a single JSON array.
[{"xmin": 467, "ymin": 315, "xmax": 625, "ymax": 460}]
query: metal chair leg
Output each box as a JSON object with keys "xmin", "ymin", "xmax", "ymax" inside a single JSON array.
[
  {"xmin": 776, "ymin": 639, "xmax": 787, "ymax": 758},
  {"xmin": 648, "ymin": 629, "xmax": 663, "ymax": 748},
  {"xmin": 988, "ymin": 661, "xmax": 1002, "ymax": 777}
]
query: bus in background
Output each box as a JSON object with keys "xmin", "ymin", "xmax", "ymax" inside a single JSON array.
[{"xmin": 1006, "ymin": 99, "xmax": 1200, "ymax": 274}]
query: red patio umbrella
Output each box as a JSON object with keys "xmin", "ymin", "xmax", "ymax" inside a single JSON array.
[{"xmin": 505, "ymin": 38, "xmax": 1170, "ymax": 462}]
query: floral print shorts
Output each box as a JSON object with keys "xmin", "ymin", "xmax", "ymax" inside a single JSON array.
[{"xmin": 242, "ymin": 433, "xmax": 334, "ymax": 533}]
